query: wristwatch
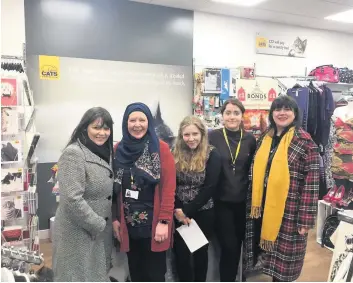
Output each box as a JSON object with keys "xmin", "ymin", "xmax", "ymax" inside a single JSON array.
[{"xmin": 158, "ymin": 220, "xmax": 169, "ymax": 225}]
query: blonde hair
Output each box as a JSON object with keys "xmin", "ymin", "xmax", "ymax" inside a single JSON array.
[{"xmin": 173, "ymin": 116, "xmax": 209, "ymax": 173}]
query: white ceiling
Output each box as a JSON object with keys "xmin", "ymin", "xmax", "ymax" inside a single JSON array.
[{"xmin": 131, "ymin": 0, "xmax": 353, "ymax": 34}]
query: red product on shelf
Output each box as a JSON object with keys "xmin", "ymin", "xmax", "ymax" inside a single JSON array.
[{"xmin": 309, "ymin": 65, "xmax": 339, "ymax": 83}]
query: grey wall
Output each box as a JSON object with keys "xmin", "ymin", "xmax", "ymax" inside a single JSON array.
[
  {"xmin": 25, "ymin": 0, "xmax": 193, "ymax": 66},
  {"xmin": 24, "ymin": 0, "xmax": 194, "ymax": 230}
]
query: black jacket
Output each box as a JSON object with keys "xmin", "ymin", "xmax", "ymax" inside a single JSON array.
[{"xmin": 209, "ymin": 128, "xmax": 256, "ymax": 203}]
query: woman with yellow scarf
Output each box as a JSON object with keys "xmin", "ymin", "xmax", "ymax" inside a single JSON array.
[{"xmin": 244, "ymin": 96, "xmax": 320, "ymax": 282}]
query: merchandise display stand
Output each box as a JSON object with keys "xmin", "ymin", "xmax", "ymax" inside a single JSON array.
[
  {"xmin": 327, "ymin": 210, "xmax": 353, "ymax": 282},
  {"xmin": 316, "ymin": 200, "xmax": 344, "ymax": 251},
  {"xmin": 1, "ymin": 55, "xmax": 40, "ymax": 253}
]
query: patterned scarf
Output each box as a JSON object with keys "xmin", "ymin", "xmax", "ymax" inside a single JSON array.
[
  {"xmin": 251, "ymin": 127, "xmax": 295, "ymax": 251},
  {"xmin": 115, "ymin": 103, "xmax": 160, "ymax": 188}
]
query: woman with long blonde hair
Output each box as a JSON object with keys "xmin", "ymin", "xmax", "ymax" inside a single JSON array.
[{"xmin": 172, "ymin": 115, "xmax": 221, "ymax": 282}]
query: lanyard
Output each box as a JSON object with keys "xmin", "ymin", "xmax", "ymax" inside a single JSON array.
[{"xmin": 223, "ymin": 128, "xmax": 243, "ymax": 166}]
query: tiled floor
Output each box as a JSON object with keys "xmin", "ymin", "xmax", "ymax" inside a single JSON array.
[{"xmin": 39, "ymin": 228, "xmax": 333, "ymax": 282}]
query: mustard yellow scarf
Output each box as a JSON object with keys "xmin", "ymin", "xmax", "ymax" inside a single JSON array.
[{"xmin": 251, "ymin": 127, "xmax": 295, "ymax": 251}]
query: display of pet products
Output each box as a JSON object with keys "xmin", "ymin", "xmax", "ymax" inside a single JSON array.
[
  {"xmin": 1, "ymin": 56, "xmax": 40, "ymax": 254},
  {"xmin": 1, "ymin": 107, "xmax": 19, "ymax": 135},
  {"xmin": 243, "ymin": 110, "xmax": 270, "ymax": 139},
  {"xmin": 1, "ymin": 195, "xmax": 24, "ymax": 221},
  {"xmin": 1, "ymin": 78, "xmax": 18, "ymax": 106},
  {"xmin": 1, "ymin": 140, "xmax": 22, "ymax": 163},
  {"xmin": 194, "ymin": 67, "xmax": 232, "ymax": 129},
  {"xmin": 1, "ymin": 225, "xmax": 23, "ymax": 247},
  {"xmin": 1, "ymin": 168, "xmax": 23, "ymax": 192}
]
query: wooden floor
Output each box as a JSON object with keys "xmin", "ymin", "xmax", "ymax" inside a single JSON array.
[{"xmin": 39, "ymin": 229, "xmax": 332, "ymax": 282}]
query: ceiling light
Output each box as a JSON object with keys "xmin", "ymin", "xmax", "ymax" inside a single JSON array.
[
  {"xmin": 325, "ymin": 9, "xmax": 353, "ymax": 23},
  {"xmin": 211, "ymin": 0, "xmax": 268, "ymax": 7}
]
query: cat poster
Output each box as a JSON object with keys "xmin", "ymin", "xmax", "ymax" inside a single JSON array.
[
  {"xmin": 1, "ymin": 107, "xmax": 19, "ymax": 135},
  {"xmin": 1, "ymin": 168, "xmax": 23, "ymax": 192},
  {"xmin": 203, "ymin": 68, "xmax": 222, "ymax": 94},
  {"xmin": 256, "ymin": 33, "xmax": 308, "ymax": 58},
  {"xmin": 1, "ymin": 78, "xmax": 18, "ymax": 106},
  {"xmin": 1, "ymin": 195, "xmax": 24, "ymax": 221}
]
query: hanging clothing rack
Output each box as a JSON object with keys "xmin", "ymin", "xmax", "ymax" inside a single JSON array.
[
  {"xmin": 1, "ymin": 55, "xmax": 24, "ymax": 60},
  {"xmin": 256, "ymin": 75, "xmax": 317, "ymax": 80}
]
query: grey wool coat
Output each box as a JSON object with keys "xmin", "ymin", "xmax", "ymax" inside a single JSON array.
[{"xmin": 52, "ymin": 140, "xmax": 114, "ymax": 282}]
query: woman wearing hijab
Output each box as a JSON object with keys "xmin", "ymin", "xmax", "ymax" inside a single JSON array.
[
  {"xmin": 112, "ymin": 102, "xmax": 176, "ymax": 282},
  {"xmin": 53, "ymin": 107, "xmax": 114, "ymax": 282},
  {"xmin": 244, "ymin": 96, "xmax": 320, "ymax": 282}
]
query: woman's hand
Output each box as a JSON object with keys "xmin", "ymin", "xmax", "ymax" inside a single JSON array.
[
  {"xmin": 154, "ymin": 222, "xmax": 169, "ymax": 243},
  {"xmin": 174, "ymin": 209, "xmax": 192, "ymax": 225},
  {"xmin": 298, "ymin": 227, "xmax": 309, "ymax": 235},
  {"xmin": 112, "ymin": 220, "xmax": 121, "ymax": 242}
]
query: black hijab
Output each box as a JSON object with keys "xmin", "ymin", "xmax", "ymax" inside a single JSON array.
[{"xmin": 114, "ymin": 103, "xmax": 161, "ymax": 188}]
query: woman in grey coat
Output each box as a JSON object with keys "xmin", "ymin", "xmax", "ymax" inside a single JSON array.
[{"xmin": 52, "ymin": 107, "xmax": 115, "ymax": 282}]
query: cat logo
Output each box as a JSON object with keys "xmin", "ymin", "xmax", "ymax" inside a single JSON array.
[
  {"xmin": 39, "ymin": 55, "xmax": 60, "ymax": 80},
  {"xmin": 41, "ymin": 65, "xmax": 58, "ymax": 79},
  {"xmin": 256, "ymin": 37, "xmax": 268, "ymax": 48}
]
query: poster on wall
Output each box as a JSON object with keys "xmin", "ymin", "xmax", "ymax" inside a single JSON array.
[
  {"xmin": 256, "ymin": 33, "xmax": 308, "ymax": 58},
  {"xmin": 230, "ymin": 69, "xmax": 240, "ymax": 97},
  {"xmin": 220, "ymin": 68, "xmax": 230, "ymax": 100},
  {"xmin": 28, "ymin": 56, "xmax": 193, "ymax": 162},
  {"xmin": 1, "ymin": 78, "xmax": 18, "ymax": 106},
  {"xmin": 203, "ymin": 68, "xmax": 222, "ymax": 93},
  {"xmin": 236, "ymin": 78, "xmax": 279, "ymax": 109},
  {"xmin": 39, "ymin": 55, "xmax": 60, "ymax": 80},
  {"xmin": 243, "ymin": 109, "xmax": 269, "ymax": 139}
]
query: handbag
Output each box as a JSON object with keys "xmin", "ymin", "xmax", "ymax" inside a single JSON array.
[
  {"xmin": 339, "ymin": 68, "xmax": 353, "ymax": 84},
  {"xmin": 309, "ymin": 65, "xmax": 340, "ymax": 83}
]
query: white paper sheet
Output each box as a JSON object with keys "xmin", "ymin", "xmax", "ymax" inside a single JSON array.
[{"xmin": 176, "ymin": 219, "xmax": 209, "ymax": 253}]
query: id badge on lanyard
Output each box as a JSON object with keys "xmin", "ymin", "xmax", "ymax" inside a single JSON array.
[{"xmin": 223, "ymin": 128, "xmax": 243, "ymax": 174}]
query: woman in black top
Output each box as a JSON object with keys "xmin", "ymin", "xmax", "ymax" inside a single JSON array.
[
  {"xmin": 173, "ymin": 116, "xmax": 221, "ymax": 282},
  {"xmin": 209, "ymin": 98, "xmax": 256, "ymax": 282}
]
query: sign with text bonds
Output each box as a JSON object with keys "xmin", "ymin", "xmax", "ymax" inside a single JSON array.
[
  {"xmin": 39, "ymin": 55, "xmax": 60, "ymax": 80},
  {"xmin": 256, "ymin": 33, "xmax": 308, "ymax": 58},
  {"xmin": 236, "ymin": 78, "xmax": 278, "ymax": 109}
]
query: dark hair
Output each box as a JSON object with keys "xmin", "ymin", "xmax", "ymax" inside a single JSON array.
[
  {"xmin": 66, "ymin": 107, "xmax": 114, "ymax": 150},
  {"xmin": 268, "ymin": 96, "xmax": 300, "ymax": 128},
  {"xmin": 221, "ymin": 98, "xmax": 246, "ymax": 115}
]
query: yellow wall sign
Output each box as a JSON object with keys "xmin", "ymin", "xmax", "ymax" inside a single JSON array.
[
  {"xmin": 39, "ymin": 55, "xmax": 60, "ymax": 80},
  {"xmin": 256, "ymin": 36, "xmax": 268, "ymax": 48}
]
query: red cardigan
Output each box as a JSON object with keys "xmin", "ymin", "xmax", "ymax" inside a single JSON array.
[{"xmin": 113, "ymin": 140, "xmax": 176, "ymax": 252}]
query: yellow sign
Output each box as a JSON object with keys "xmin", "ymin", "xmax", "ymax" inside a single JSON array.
[
  {"xmin": 39, "ymin": 55, "xmax": 60, "ymax": 80},
  {"xmin": 256, "ymin": 36, "xmax": 268, "ymax": 48}
]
